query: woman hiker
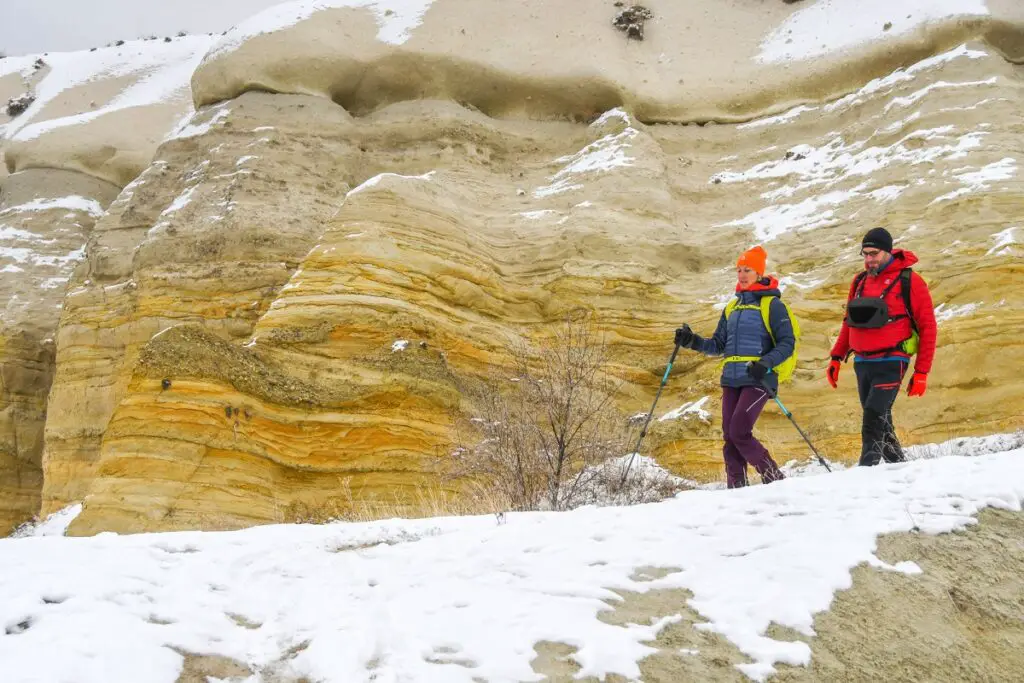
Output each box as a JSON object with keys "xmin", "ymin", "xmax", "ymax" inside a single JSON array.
[{"xmin": 673, "ymin": 246, "xmax": 795, "ymax": 488}]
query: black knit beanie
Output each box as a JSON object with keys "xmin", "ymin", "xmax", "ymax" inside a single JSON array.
[{"xmin": 862, "ymin": 227, "xmax": 893, "ymax": 252}]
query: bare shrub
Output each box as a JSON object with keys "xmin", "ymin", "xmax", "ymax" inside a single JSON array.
[{"xmin": 450, "ymin": 313, "xmax": 686, "ymax": 512}]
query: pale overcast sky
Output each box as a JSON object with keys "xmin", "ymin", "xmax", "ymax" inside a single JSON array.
[{"xmin": 0, "ymin": 0, "xmax": 282, "ymax": 56}]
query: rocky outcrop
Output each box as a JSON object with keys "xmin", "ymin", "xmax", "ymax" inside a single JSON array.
[
  {"xmin": 192, "ymin": 0, "xmax": 1024, "ymax": 121},
  {"xmin": 0, "ymin": 169, "xmax": 119, "ymax": 533},
  {"xmin": 66, "ymin": 42, "xmax": 1024, "ymax": 534},
  {"xmin": 0, "ymin": 37, "xmax": 214, "ymax": 533},
  {"xmin": 42, "ymin": 93, "xmax": 359, "ymax": 529},
  {"xmin": 2, "ymin": 37, "xmax": 214, "ymax": 185},
  {"xmin": 61, "ymin": 97, "xmax": 720, "ymax": 533},
  {"xmin": 3, "ymin": 0, "xmax": 1024, "ymax": 534}
]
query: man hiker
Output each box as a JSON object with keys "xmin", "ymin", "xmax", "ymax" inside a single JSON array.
[{"xmin": 827, "ymin": 227, "xmax": 937, "ymax": 466}]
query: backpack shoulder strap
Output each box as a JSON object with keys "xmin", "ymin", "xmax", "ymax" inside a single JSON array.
[
  {"xmin": 759, "ymin": 296, "xmax": 776, "ymax": 343},
  {"xmin": 724, "ymin": 297, "xmax": 740, "ymax": 318},
  {"xmin": 880, "ymin": 269, "xmax": 906, "ymax": 298},
  {"xmin": 760, "ymin": 296, "xmax": 799, "ymax": 341},
  {"xmin": 853, "ymin": 271, "xmax": 868, "ymax": 297},
  {"xmin": 900, "ymin": 268, "xmax": 916, "ymax": 331}
]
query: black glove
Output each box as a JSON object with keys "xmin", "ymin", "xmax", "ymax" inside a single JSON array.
[
  {"xmin": 747, "ymin": 361, "xmax": 769, "ymax": 382},
  {"xmin": 674, "ymin": 325, "xmax": 694, "ymax": 347}
]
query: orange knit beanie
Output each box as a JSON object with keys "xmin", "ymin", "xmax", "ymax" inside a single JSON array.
[{"xmin": 737, "ymin": 245, "xmax": 767, "ymax": 275}]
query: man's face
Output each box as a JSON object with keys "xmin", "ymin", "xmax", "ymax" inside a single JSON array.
[
  {"xmin": 861, "ymin": 247, "xmax": 890, "ymax": 275},
  {"xmin": 736, "ymin": 265, "xmax": 759, "ymax": 287}
]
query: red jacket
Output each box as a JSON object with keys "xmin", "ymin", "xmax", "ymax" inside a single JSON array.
[{"xmin": 830, "ymin": 249, "xmax": 937, "ymax": 374}]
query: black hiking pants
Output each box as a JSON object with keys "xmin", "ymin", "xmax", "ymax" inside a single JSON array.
[{"xmin": 854, "ymin": 360, "xmax": 908, "ymax": 466}]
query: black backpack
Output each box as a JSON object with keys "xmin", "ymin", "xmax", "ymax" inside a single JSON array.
[
  {"xmin": 849, "ymin": 268, "xmax": 916, "ymax": 332},
  {"xmin": 845, "ymin": 268, "xmax": 920, "ymax": 358}
]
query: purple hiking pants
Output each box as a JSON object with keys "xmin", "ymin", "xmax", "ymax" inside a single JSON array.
[{"xmin": 721, "ymin": 386, "xmax": 785, "ymax": 488}]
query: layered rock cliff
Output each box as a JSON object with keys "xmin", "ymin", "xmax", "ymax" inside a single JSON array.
[
  {"xmin": 0, "ymin": 36, "xmax": 212, "ymax": 532},
  {"xmin": 2, "ymin": 0, "xmax": 1023, "ymax": 535}
]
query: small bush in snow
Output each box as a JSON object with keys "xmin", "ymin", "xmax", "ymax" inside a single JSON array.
[
  {"xmin": 6, "ymin": 92, "xmax": 35, "ymax": 118},
  {"xmin": 9, "ymin": 518, "xmax": 37, "ymax": 538},
  {"xmin": 451, "ymin": 312, "xmax": 686, "ymax": 512},
  {"xmin": 577, "ymin": 454, "xmax": 692, "ymax": 506}
]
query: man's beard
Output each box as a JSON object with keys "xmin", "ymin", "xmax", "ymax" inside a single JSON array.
[{"xmin": 867, "ymin": 263, "xmax": 883, "ymax": 275}]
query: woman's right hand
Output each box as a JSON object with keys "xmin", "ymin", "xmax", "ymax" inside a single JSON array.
[{"xmin": 674, "ymin": 325, "xmax": 694, "ymax": 347}]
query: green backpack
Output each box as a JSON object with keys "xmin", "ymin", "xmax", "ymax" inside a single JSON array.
[{"xmin": 722, "ymin": 296, "xmax": 800, "ymax": 383}]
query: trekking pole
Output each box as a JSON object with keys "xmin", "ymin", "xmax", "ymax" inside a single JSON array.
[
  {"xmin": 760, "ymin": 371, "xmax": 832, "ymax": 472},
  {"xmin": 620, "ymin": 342, "xmax": 682, "ymax": 487}
]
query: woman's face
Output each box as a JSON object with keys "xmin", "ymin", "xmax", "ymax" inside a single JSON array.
[{"xmin": 736, "ymin": 265, "xmax": 759, "ymax": 288}]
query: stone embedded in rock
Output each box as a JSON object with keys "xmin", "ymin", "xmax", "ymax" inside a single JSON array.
[
  {"xmin": 612, "ymin": 6, "xmax": 654, "ymax": 40},
  {"xmin": 5, "ymin": 93, "xmax": 35, "ymax": 118}
]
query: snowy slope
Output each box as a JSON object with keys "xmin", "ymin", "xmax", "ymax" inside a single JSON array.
[
  {"xmin": 3, "ymin": 444, "xmax": 1023, "ymax": 683},
  {"xmin": 758, "ymin": 0, "xmax": 990, "ymax": 63},
  {"xmin": 206, "ymin": 0, "xmax": 436, "ymax": 60},
  {"xmin": 1, "ymin": 36, "xmax": 215, "ymax": 144},
  {"xmin": 715, "ymin": 42, "xmax": 1009, "ymax": 241}
]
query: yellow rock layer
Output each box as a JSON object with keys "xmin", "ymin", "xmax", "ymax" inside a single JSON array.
[{"xmin": 0, "ymin": 169, "xmax": 120, "ymax": 533}]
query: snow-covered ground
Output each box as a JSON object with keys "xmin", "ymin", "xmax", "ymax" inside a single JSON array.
[{"xmin": 3, "ymin": 435, "xmax": 1023, "ymax": 683}]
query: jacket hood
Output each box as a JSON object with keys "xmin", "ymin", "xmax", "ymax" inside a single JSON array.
[{"xmin": 875, "ymin": 249, "xmax": 919, "ymax": 275}]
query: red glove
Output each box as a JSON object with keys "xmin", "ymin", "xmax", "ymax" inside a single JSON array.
[
  {"xmin": 908, "ymin": 372, "xmax": 927, "ymax": 397},
  {"xmin": 826, "ymin": 357, "xmax": 841, "ymax": 389}
]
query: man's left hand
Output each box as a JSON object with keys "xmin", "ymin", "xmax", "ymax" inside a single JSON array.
[
  {"xmin": 747, "ymin": 361, "xmax": 769, "ymax": 382},
  {"xmin": 907, "ymin": 372, "xmax": 927, "ymax": 397}
]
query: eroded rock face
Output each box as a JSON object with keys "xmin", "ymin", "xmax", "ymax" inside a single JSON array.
[
  {"xmin": 41, "ymin": 93, "xmax": 359, "ymax": 525},
  {"xmin": 0, "ymin": 37, "xmax": 220, "ymax": 533},
  {"xmin": 4, "ymin": 0, "xmax": 1024, "ymax": 534},
  {"xmin": 0, "ymin": 169, "xmax": 120, "ymax": 533},
  {"xmin": 2, "ymin": 36, "xmax": 215, "ymax": 186},
  {"xmin": 192, "ymin": 0, "xmax": 1024, "ymax": 121},
  {"xmin": 67, "ymin": 42, "xmax": 1024, "ymax": 533},
  {"xmin": 62, "ymin": 98, "xmax": 720, "ymax": 534}
]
